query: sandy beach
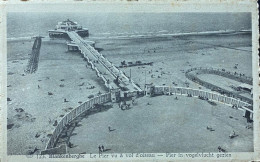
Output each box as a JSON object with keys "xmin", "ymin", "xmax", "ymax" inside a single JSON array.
[
  {"xmin": 7, "ymin": 40, "xmax": 107, "ymax": 154},
  {"xmin": 68, "ymin": 95, "xmax": 253, "ymax": 153},
  {"xmin": 95, "ymin": 33, "xmax": 252, "ymax": 90},
  {"xmin": 7, "ymin": 33, "xmax": 252, "ymax": 154}
]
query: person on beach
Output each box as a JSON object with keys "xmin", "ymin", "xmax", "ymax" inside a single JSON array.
[
  {"xmin": 68, "ymin": 142, "xmax": 73, "ymax": 148},
  {"xmin": 98, "ymin": 145, "xmax": 102, "ymax": 153},
  {"xmin": 121, "ymin": 105, "xmax": 124, "ymax": 110},
  {"xmin": 132, "ymin": 98, "xmax": 135, "ymax": 105},
  {"xmin": 101, "ymin": 145, "xmax": 104, "ymax": 152},
  {"xmin": 229, "ymin": 130, "xmax": 236, "ymax": 138}
]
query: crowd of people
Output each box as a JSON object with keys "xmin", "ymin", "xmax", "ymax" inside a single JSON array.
[
  {"xmin": 118, "ymin": 97, "xmax": 137, "ymax": 110},
  {"xmin": 98, "ymin": 145, "xmax": 105, "ymax": 153}
]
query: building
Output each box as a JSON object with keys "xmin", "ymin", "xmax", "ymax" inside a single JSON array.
[{"xmin": 48, "ymin": 19, "xmax": 89, "ymax": 38}]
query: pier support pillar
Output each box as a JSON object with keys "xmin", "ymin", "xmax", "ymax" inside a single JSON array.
[
  {"xmin": 250, "ymin": 112, "xmax": 253, "ymax": 121},
  {"xmin": 67, "ymin": 45, "xmax": 79, "ymax": 52},
  {"xmin": 110, "ymin": 88, "xmax": 120, "ymax": 103},
  {"xmin": 145, "ymin": 83, "xmax": 154, "ymax": 97},
  {"xmin": 244, "ymin": 110, "xmax": 253, "ymax": 122}
]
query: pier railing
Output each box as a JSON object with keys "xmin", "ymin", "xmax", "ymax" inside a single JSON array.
[
  {"xmin": 67, "ymin": 31, "xmax": 142, "ymax": 91},
  {"xmin": 185, "ymin": 67, "xmax": 253, "ymax": 104},
  {"xmin": 153, "ymin": 86, "xmax": 252, "ymax": 112},
  {"xmin": 81, "ymin": 47, "xmax": 112, "ymax": 89},
  {"xmin": 185, "ymin": 67, "xmax": 253, "ymax": 84},
  {"xmin": 45, "ymin": 93, "xmax": 111, "ymax": 150},
  {"xmin": 44, "ymin": 86, "xmax": 253, "ymax": 152}
]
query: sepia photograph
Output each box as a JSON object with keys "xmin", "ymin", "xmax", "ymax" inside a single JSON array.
[{"xmin": 1, "ymin": 1, "xmax": 259, "ymax": 161}]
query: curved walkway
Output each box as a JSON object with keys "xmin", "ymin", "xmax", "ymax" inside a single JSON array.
[
  {"xmin": 185, "ymin": 67, "xmax": 253, "ymax": 104},
  {"xmin": 41, "ymin": 93, "xmax": 111, "ymax": 154},
  {"xmin": 67, "ymin": 95, "xmax": 253, "ymax": 153},
  {"xmin": 41, "ymin": 67, "xmax": 253, "ymax": 154},
  {"xmin": 152, "ymin": 86, "xmax": 252, "ymax": 112}
]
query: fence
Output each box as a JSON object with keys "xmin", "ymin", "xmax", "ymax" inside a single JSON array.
[
  {"xmin": 153, "ymin": 86, "xmax": 253, "ymax": 112},
  {"xmin": 185, "ymin": 67, "xmax": 253, "ymax": 84},
  {"xmin": 185, "ymin": 67, "xmax": 253, "ymax": 104},
  {"xmin": 81, "ymin": 48, "xmax": 111, "ymax": 89},
  {"xmin": 45, "ymin": 93, "xmax": 111, "ymax": 150}
]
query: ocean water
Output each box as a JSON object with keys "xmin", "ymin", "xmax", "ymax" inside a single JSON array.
[{"xmin": 7, "ymin": 12, "xmax": 251, "ymax": 39}]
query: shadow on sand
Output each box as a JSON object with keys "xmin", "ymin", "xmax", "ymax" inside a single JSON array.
[{"xmin": 55, "ymin": 103, "xmax": 113, "ymax": 149}]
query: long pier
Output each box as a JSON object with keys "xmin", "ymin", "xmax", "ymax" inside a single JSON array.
[{"xmin": 66, "ymin": 31, "xmax": 142, "ymax": 92}]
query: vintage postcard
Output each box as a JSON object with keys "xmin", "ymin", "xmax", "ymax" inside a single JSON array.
[{"xmin": 0, "ymin": 0, "xmax": 259, "ymax": 161}]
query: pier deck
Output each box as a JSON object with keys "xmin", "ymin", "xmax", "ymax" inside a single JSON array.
[{"xmin": 67, "ymin": 31, "xmax": 142, "ymax": 92}]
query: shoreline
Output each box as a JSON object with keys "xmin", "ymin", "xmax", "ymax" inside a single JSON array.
[{"xmin": 7, "ymin": 30, "xmax": 251, "ymax": 42}]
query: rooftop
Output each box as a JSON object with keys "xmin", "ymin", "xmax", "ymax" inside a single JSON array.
[{"xmin": 60, "ymin": 19, "xmax": 78, "ymax": 26}]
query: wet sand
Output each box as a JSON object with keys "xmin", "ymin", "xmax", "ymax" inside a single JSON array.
[{"xmin": 7, "ymin": 33, "xmax": 252, "ymax": 154}]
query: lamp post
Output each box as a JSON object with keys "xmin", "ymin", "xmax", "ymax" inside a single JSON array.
[
  {"xmin": 145, "ymin": 69, "xmax": 146, "ymax": 89},
  {"xmin": 130, "ymin": 68, "xmax": 131, "ymax": 81}
]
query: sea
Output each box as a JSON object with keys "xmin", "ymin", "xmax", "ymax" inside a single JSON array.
[{"xmin": 7, "ymin": 12, "xmax": 251, "ymax": 40}]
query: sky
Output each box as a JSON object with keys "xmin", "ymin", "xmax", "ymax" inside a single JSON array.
[{"xmin": 4, "ymin": 1, "xmax": 255, "ymax": 13}]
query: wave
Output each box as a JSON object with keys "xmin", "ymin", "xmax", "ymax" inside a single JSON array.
[
  {"xmin": 91, "ymin": 29, "xmax": 251, "ymax": 40},
  {"xmin": 7, "ymin": 35, "xmax": 50, "ymax": 42},
  {"xmin": 158, "ymin": 30, "xmax": 168, "ymax": 33},
  {"xmin": 96, "ymin": 32, "xmax": 111, "ymax": 35},
  {"xmin": 158, "ymin": 30, "xmax": 251, "ymax": 37},
  {"xmin": 7, "ymin": 36, "xmax": 33, "ymax": 41},
  {"xmin": 8, "ymin": 29, "xmax": 251, "ymax": 42}
]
